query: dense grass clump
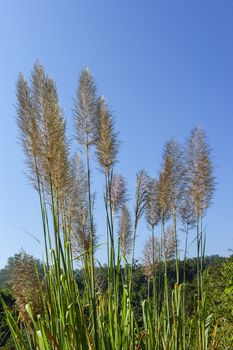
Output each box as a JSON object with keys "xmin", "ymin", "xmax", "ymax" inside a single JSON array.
[{"xmin": 1, "ymin": 63, "xmax": 218, "ymax": 349}]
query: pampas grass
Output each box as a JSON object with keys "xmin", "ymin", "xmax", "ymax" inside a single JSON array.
[{"xmin": 2, "ymin": 64, "xmax": 217, "ymax": 350}]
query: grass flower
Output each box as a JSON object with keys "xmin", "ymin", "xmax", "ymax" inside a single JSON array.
[
  {"xmin": 11, "ymin": 251, "xmax": 43, "ymax": 324},
  {"xmin": 186, "ymin": 126, "xmax": 215, "ymax": 216},
  {"xmin": 96, "ymin": 97, "xmax": 118, "ymax": 174},
  {"xmin": 109, "ymin": 173, "xmax": 127, "ymax": 215},
  {"xmin": 74, "ymin": 68, "xmax": 97, "ymax": 147},
  {"xmin": 118, "ymin": 205, "xmax": 133, "ymax": 259},
  {"xmin": 143, "ymin": 236, "xmax": 159, "ymax": 281}
]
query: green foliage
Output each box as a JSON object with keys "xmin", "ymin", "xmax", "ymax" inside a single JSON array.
[
  {"xmin": 0, "ymin": 254, "xmax": 229, "ymax": 349},
  {"xmin": 0, "ymin": 288, "xmax": 15, "ymax": 349},
  {"xmin": 0, "ymin": 253, "xmax": 44, "ymax": 349},
  {"xmin": 205, "ymin": 255, "xmax": 233, "ymax": 349}
]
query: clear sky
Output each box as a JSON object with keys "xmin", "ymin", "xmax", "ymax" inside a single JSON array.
[{"xmin": 0, "ymin": 0, "xmax": 233, "ymax": 268}]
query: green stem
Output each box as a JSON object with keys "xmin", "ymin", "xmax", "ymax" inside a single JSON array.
[
  {"xmin": 86, "ymin": 142, "xmax": 98, "ymax": 350},
  {"xmin": 173, "ymin": 209, "xmax": 179, "ymax": 284}
]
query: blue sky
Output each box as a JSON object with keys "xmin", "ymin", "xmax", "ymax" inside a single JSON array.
[{"xmin": 0, "ymin": 0, "xmax": 233, "ymax": 268}]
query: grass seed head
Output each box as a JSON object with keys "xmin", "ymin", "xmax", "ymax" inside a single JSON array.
[
  {"xmin": 74, "ymin": 68, "xmax": 97, "ymax": 147},
  {"xmin": 109, "ymin": 174, "xmax": 127, "ymax": 214},
  {"xmin": 95, "ymin": 97, "xmax": 119, "ymax": 174},
  {"xmin": 119, "ymin": 205, "xmax": 133, "ymax": 259},
  {"xmin": 186, "ymin": 126, "xmax": 215, "ymax": 215}
]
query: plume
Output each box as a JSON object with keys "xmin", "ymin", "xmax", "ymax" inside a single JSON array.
[
  {"xmin": 69, "ymin": 155, "xmax": 96, "ymax": 255},
  {"xmin": 145, "ymin": 177, "xmax": 160, "ymax": 229},
  {"xmin": 179, "ymin": 196, "xmax": 196, "ymax": 229},
  {"xmin": 162, "ymin": 139, "xmax": 185, "ymax": 211},
  {"xmin": 95, "ymin": 97, "xmax": 119, "ymax": 174},
  {"xmin": 17, "ymin": 63, "xmax": 70, "ymax": 205},
  {"xmin": 109, "ymin": 174, "xmax": 127, "ymax": 214},
  {"xmin": 118, "ymin": 206, "xmax": 133, "ymax": 259},
  {"xmin": 134, "ymin": 170, "xmax": 148, "ymax": 226},
  {"xmin": 186, "ymin": 126, "xmax": 215, "ymax": 215},
  {"xmin": 157, "ymin": 164, "xmax": 172, "ymax": 222},
  {"xmin": 156, "ymin": 139, "xmax": 184, "ymax": 222},
  {"xmin": 74, "ymin": 68, "xmax": 97, "ymax": 147},
  {"xmin": 163, "ymin": 226, "xmax": 176, "ymax": 260},
  {"xmin": 42, "ymin": 76, "xmax": 70, "ymax": 201},
  {"xmin": 142, "ymin": 236, "xmax": 159, "ymax": 280},
  {"xmin": 11, "ymin": 251, "xmax": 43, "ymax": 324},
  {"xmin": 16, "ymin": 73, "xmax": 42, "ymax": 190}
]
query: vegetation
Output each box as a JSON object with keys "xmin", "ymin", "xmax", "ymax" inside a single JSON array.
[{"xmin": 0, "ymin": 62, "xmax": 232, "ymax": 349}]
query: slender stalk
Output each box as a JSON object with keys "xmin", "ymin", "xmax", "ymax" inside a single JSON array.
[
  {"xmin": 162, "ymin": 218, "xmax": 170, "ymax": 342},
  {"xmin": 196, "ymin": 208, "xmax": 203, "ymax": 350},
  {"xmin": 151, "ymin": 225, "xmax": 157, "ymax": 318},
  {"xmin": 182, "ymin": 223, "xmax": 189, "ymax": 350},
  {"xmin": 86, "ymin": 142, "xmax": 98, "ymax": 350},
  {"xmin": 172, "ymin": 210, "xmax": 179, "ymax": 284}
]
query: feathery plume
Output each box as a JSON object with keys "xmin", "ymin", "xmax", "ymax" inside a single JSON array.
[
  {"xmin": 142, "ymin": 236, "xmax": 159, "ymax": 280},
  {"xmin": 179, "ymin": 196, "xmax": 195, "ymax": 262},
  {"xmin": 69, "ymin": 155, "xmax": 96, "ymax": 254},
  {"xmin": 162, "ymin": 139, "xmax": 185, "ymax": 211},
  {"xmin": 74, "ymin": 68, "xmax": 97, "ymax": 147},
  {"xmin": 118, "ymin": 206, "xmax": 133, "ymax": 259},
  {"xmin": 17, "ymin": 63, "xmax": 70, "ymax": 204},
  {"xmin": 11, "ymin": 251, "xmax": 43, "ymax": 324},
  {"xmin": 163, "ymin": 226, "xmax": 176, "ymax": 260},
  {"xmin": 109, "ymin": 174, "xmax": 127, "ymax": 214},
  {"xmin": 145, "ymin": 177, "xmax": 160, "ymax": 229},
  {"xmin": 156, "ymin": 139, "xmax": 184, "ymax": 222},
  {"xmin": 157, "ymin": 164, "xmax": 172, "ymax": 223},
  {"xmin": 96, "ymin": 97, "xmax": 119, "ymax": 174},
  {"xmin": 179, "ymin": 197, "xmax": 196, "ymax": 229},
  {"xmin": 186, "ymin": 126, "xmax": 215, "ymax": 215},
  {"xmin": 16, "ymin": 73, "xmax": 42, "ymax": 190},
  {"xmin": 134, "ymin": 170, "xmax": 148, "ymax": 226},
  {"xmin": 43, "ymin": 76, "xmax": 70, "ymax": 200}
]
